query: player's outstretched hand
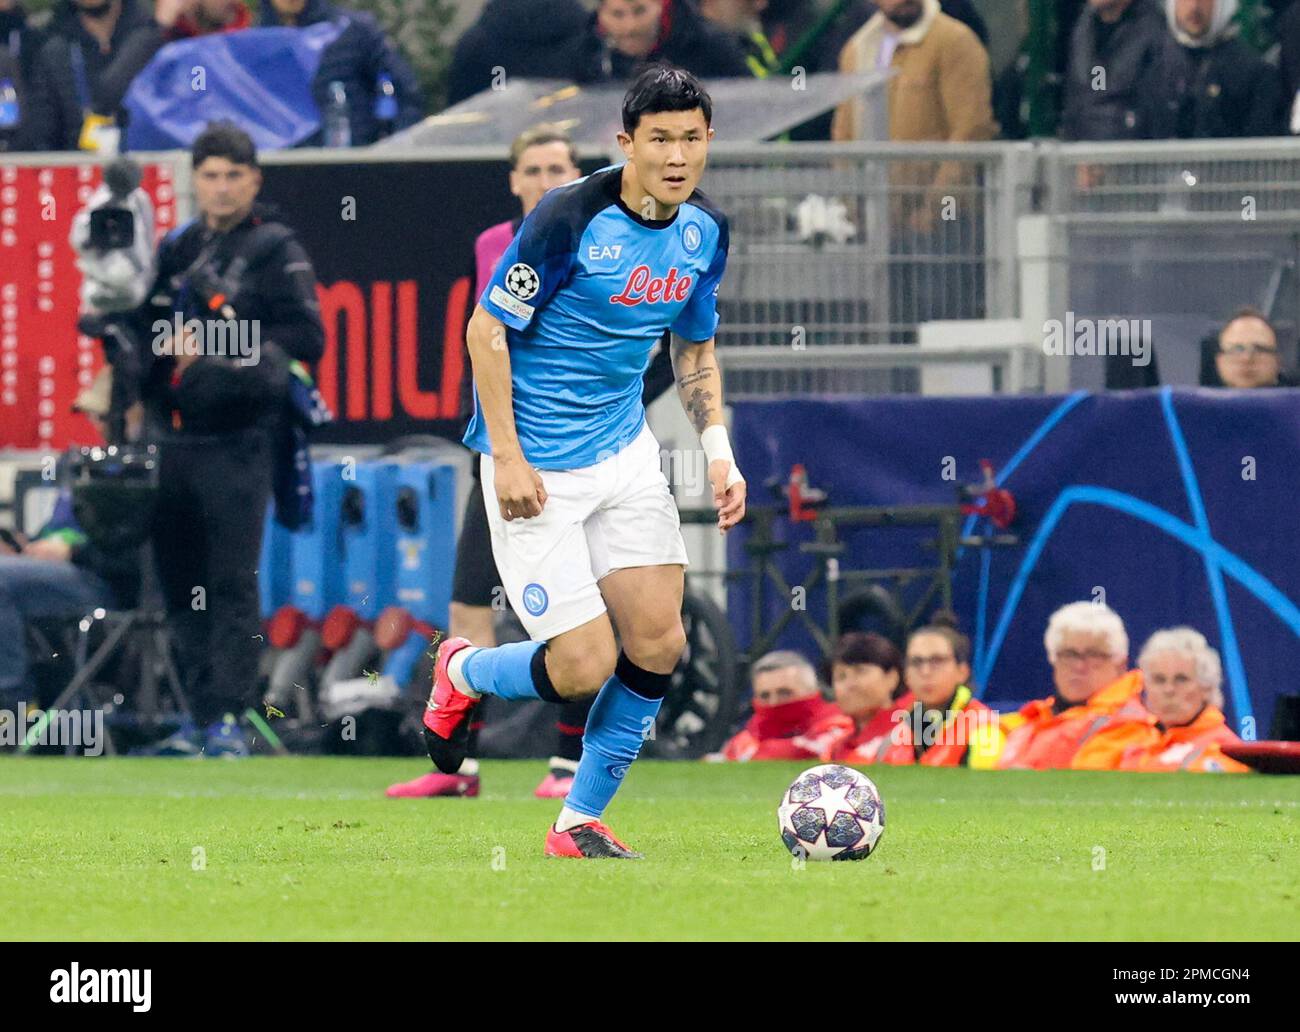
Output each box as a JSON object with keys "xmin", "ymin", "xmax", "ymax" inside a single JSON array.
[
  {"xmin": 708, "ymin": 459, "xmax": 746, "ymax": 534},
  {"xmin": 495, "ymin": 456, "xmax": 548, "ymax": 521}
]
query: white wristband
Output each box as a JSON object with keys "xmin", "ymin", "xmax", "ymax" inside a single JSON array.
[{"xmin": 701, "ymin": 424, "xmax": 744, "ymax": 488}]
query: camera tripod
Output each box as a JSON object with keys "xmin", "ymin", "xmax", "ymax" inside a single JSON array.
[
  {"xmin": 19, "ymin": 445, "xmax": 192, "ymax": 755},
  {"xmin": 20, "ymin": 591, "xmax": 192, "ymax": 757}
]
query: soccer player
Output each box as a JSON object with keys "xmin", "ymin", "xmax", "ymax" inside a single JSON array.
[
  {"xmin": 388, "ymin": 125, "xmax": 591, "ymax": 800},
  {"xmin": 422, "ymin": 65, "xmax": 745, "ymax": 858},
  {"xmin": 387, "ymin": 125, "xmax": 679, "ymax": 800}
]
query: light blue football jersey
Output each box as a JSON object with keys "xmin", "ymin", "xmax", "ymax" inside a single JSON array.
[{"xmin": 463, "ymin": 164, "xmax": 729, "ymax": 470}]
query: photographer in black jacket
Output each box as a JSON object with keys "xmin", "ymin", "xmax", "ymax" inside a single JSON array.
[{"xmin": 135, "ymin": 122, "xmax": 323, "ymax": 754}]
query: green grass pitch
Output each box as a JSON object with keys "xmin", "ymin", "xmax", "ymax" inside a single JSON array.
[{"xmin": 1, "ymin": 757, "xmax": 1297, "ymax": 940}]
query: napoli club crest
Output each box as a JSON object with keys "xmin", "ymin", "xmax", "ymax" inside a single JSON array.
[
  {"xmin": 522, "ymin": 582, "xmax": 549, "ymax": 616},
  {"xmin": 681, "ymin": 222, "xmax": 702, "ymax": 256}
]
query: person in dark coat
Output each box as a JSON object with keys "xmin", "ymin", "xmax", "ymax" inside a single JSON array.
[
  {"xmin": 20, "ymin": 0, "xmax": 170, "ymax": 151},
  {"xmin": 1060, "ymin": 0, "xmax": 1167, "ymax": 141},
  {"xmin": 1, "ymin": 0, "xmax": 45, "ymax": 90},
  {"xmin": 446, "ymin": 0, "xmax": 590, "ymax": 105},
  {"xmin": 1146, "ymin": 0, "xmax": 1281, "ymax": 139},
  {"xmin": 132, "ymin": 123, "xmax": 324, "ymax": 750},
  {"xmin": 1278, "ymin": 0, "xmax": 1300, "ymax": 130},
  {"xmin": 261, "ymin": 0, "xmax": 423, "ymax": 145},
  {"xmin": 0, "ymin": 0, "xmax": 44, "ymax": 151},
  {"xmin": 560, "ymin": 0, "xmax": 752, "ymax": 85}
]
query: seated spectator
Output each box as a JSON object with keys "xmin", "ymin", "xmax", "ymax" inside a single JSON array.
[
  {"xmin": 261, "ymin": 0, "xmax": 423, "ymax": 146},
  {"xmin": 21, "ymin": 0, "xmax": 175, "ymax": 152},
  {"xmin": 718, "ymin": 650, "xmax": 851, "ymax": 761},
  {"xmin": 820, "ymin": 631, "xmax": 911, "ymax": 764},
  {"xmin": 1060, "ymin": 0, "xmax": 1165, "ymax": 143},
  {"xmin": 878, "ymin": 614, "xmax": 1004, "ymax": 767},
  {"xmin": 1145, "ymin": 0, "xmax": 1281, "ymax": 139},
  {"xmin": 998, "ymin": 601, "xmax": 1144, "ymax": 770},
  {"xmin": 560, "ymin": 0, "xmax": 752, "ymax": 86},
  {"xmin": 1072, "ymin": 627, "xmax": 1249, "ymax": 772},
  {"xmin": 1203, "ymin": 307, "xmax": 1300, "ymax": 388},
  {"xmin": 446, "ymin": 0, "xmax": 589, "ymax": 106}
]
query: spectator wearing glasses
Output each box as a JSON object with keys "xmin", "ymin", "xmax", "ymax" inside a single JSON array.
[
  {"xmin": 717, "ymin": 650, "xmax": 851, "ymax": 761},
  {"xmin": 1204, "ymin": 307, "xmax": 1299, "ymax": 389},
  {"xmin": 878, "ymin": 614, "xmax": 1004, "ymax": 768},
  {"xmin": 998, "ymin": 601, "xmax": 1144, "ymax": 770},
  {"xmin": 1072, "ymin": 627, "xmax": 1248, "ymax": 772}
]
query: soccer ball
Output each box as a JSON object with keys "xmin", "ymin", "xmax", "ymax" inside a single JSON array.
[{"xmin": 777, "ymin": 764, "xmax": 885, "ymax": 861}]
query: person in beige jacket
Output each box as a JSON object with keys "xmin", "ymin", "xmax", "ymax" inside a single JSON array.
[
  {"xmin": 832, "ymin": 0, "xmax": 996, "ymax": 233},
  {"xmin": 831, "ymin": 0, "xmax": 997, "ymax": 334}
]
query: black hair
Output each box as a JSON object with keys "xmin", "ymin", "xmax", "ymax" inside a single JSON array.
[
  {"xmin": 621, "ymin": 64, "xmax": 713, "ymax": 135},
  {"xmin": 908, "ymin": 610, "xmax": 972, "ymax": 666},
  {"xmin": 828, "ymin": 631, "xmax": 905, "ymax": 699},
  {"xmin": 830, "ymin": 631, "xmax": 902, "ymax": 675},
  {"xmin": 191, "ymin": 121, "xmax": 259, "ymax": 169}
]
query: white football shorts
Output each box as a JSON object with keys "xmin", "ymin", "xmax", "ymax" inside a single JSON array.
[{"xmin": 479, "ymin": 422, "xmax": 689, "ymax": 641}]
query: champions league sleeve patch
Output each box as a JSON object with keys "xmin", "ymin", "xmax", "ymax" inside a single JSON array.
[{"xmin": 505, "ymin": 262, "xmax": 540, "ymax": 300}]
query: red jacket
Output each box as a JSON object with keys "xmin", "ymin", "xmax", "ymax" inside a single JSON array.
[
  {"xmin": 821, "ymin": 692, "xmax": 917, "ymax": 765},
  {"xmin": 721, "ymin": 696, "xmax": 853, "ymax": 761}
]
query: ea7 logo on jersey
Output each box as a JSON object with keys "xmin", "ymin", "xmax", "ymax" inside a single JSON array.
[
  {"xmin": 587, "ymin": 244, "xmax": 623, "ymax": 261},
  {"xmin": 609, "ymin": 265, "xmax": 693, "ymax": 306},
  {"xmin": 505, "ymin": 262, "xmax": 540, "ymax": 301}
]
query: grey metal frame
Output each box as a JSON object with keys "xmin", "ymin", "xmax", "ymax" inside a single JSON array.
[{"xmin": 10, "ymin": 136, "xmax": 1300, "ymax": 397}]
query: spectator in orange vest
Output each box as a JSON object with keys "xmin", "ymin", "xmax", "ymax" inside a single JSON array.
[
  {"xmin": 998, "ymin": 600, "xmax": 1143, "ymax": 770},
  {"xmin": 821, "ymin": 631, "xmax": 911, "ymax": 765},
  {"xmin": 717, "ymin": 650, "xmax": 851, "ymax": 761},
  {"xmin": 880, "ymin": 614, "xmax": 1003, "ymax": 768},
  {"xmin": 1072, "ymin": 627, "xmax": 1248, "ymax": 773}
]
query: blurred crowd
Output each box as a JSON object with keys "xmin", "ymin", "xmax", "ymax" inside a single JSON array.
[
  {"xmin": 5, "ymin": 0, "xmax": 1300, "ymax": 153},
  {"xmin": 713, "ymin": 601, "xmax": 1251, "ymax": 773}
]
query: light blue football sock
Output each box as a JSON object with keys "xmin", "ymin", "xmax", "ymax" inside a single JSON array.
[
  {"xmin": 460, "ymin": 640, "xmax": 556, "ymax": 702},
  {"xmin": 564, "ymin": 657, "xmax": 667, "ymax": 819}
]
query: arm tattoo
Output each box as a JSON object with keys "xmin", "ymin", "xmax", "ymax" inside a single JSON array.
[
  {"xmin": 686, "ymin": 385, "xmax": 716, "ymax": 434},
  {"xmin": 676, "ymin": 366, "xmax": 716, "ymax": 389}
]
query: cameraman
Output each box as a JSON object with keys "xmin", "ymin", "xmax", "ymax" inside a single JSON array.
[{"xmin": 135, "ymin": 121, "xmax": 323, "ymax": 752}]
